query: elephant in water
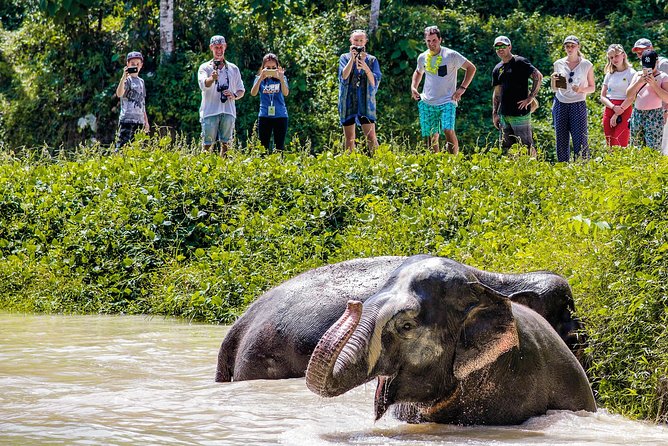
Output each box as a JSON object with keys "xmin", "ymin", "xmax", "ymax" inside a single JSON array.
[
  {"xmin": 306, "ymin": 256, "xmax": 596, "ymax": 425},
  {"xmin": 216, "ymin": 255, "xmax": 585, "ymax": 385}
]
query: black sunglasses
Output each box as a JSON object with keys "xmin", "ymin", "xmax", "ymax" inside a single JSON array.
[{"xmin": 568, "ymin": 71, "xmax": 574, "ymax": 83}]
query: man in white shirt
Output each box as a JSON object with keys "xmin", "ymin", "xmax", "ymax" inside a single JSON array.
[
  {"xmin": 197, "ymin": 35, "xmax": 245, "ymax": 156},
  {"xmin": 411, "ymin": 25, "xmax": 476, "ymax": 154}
]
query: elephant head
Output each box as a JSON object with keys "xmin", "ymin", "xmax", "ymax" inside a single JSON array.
[{"xmin": 305, "ymin": 257, "xmax": 520, "ymax": 420}]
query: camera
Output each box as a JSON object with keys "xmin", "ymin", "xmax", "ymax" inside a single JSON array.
[
  {"xmin": 217, "ymin": 83, "xmax": 229, "ymax": 103},
  {"xmin": 264, "ymin": 69, "xmax": 278, "ymax": 78},
  {"xmin": 127, "ymin": 66, "xmax": 138, "ymax": 74},
  {"xmin": 352, "ymin": 45, "xmax": 365, "ymax": 58},
  {"xmin": 213, "ymin": 59, "xmax": 224, "ymax": 69}
]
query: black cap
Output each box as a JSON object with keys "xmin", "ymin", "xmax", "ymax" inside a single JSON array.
[{"xmin": 641, "ymin": 49, "xmax": 658, "ymax": 68}]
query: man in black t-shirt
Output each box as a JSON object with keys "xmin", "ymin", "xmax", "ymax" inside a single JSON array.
[{"xmin": 491, "ymin": 36, "xmax": 543, "ymax": 155}]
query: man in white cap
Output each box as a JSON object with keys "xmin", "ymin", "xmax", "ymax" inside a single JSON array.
[
  {"xmin": 631, "ymin": 38, "xmax": 668, "ymax": 153},
  {"xmin": 491, "ymin": 35, "xmax": 543, "ymax": 156},
  {"xmin": 198, "ymin": 35, "xmax": 245, "ymax": 156}
]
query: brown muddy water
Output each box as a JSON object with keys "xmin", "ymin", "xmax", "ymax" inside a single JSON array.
[{"xmin": 1, "ymin": 313, "xmax": 667, "ymax": 445}]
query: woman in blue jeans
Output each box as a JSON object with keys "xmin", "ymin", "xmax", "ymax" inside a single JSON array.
[
  {"xmin": 250, "ymin": 53, "xmax": 289, "ymax": 153},
  {"xmin": 550, "ymin": 36, "xmax": 596, "ymax": 162}
]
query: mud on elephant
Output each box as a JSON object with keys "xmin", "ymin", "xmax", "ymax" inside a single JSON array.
[
  {"xmin": 305, "ymin": 256, "xmax": 596, "ymax": 425},
  {"xmin": 216, "ymin": 255, "xmax": 585, "ymax": 385}
]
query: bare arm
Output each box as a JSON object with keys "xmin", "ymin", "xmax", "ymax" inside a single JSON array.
[
  {"xmin": 492, "ymin": 85, "xmax": 502, "ymax": 128},
  {"xmin": 115, "ymin": 70, "xmax": 128, "ymax": 97},
  {"xmin": 452, "ymin": 60, "xmax": 476, "ymax": 102},
  {"xmin": 341, "ymin": 49, "xmax": 355, "ymax": 81},
  {"xmin": 517, "ymin": 69, "xmax": 543, "ymax": 110},
  {"xmin": 411, "ymin": 69, "xmax": 423, "ymax": 100},
  {"xmin": 573, "ymin": 67, "xmax": 596, "ymax": 95}
]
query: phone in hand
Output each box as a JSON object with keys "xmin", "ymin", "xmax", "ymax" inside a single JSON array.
[
  {"xmin": 616, "ymin": 115, "xmax": 623, "ymax": 124},
  {"xmin": 264, "ymin": 69, "xmax": 278, "ymax": 78},
  {"xmin": 643, "ymin": 67, "xmax": 653, "ymax": 76},
  {"xmin": 127, "ymin": 66, "xmax": 139, "ymax": 74}
]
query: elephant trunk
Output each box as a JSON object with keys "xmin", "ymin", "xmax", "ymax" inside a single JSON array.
[{"xmin": 306, "ymin": 300, "xmax": 377, "ymax": 397}]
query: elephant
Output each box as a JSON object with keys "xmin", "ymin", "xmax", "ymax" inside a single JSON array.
[
  {"xmin": 305, "ymin": 256, "xmax": 596, "ymax": 425},
  {"xmin": 216, "ymin": 255, "xmax": 585, "ymax": 384}
]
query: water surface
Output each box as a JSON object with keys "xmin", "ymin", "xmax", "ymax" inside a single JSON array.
[{"xmin": 1, "ymin": 313, "xmax": 666, "ymax": 445}]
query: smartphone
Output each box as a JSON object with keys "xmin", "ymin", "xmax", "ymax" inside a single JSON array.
[
  {"xmin": 643, "ymin": 67, "xmax": 653, "ymax": 76},
  {"xmin": 264, "ymin": 69, "xmax": 278, "ymax": 77},
  {"xmin": 127, "ymin": 66, "xmax": 139, "ymax": 74},
  {"xmin": 616, "ymin": 115, "xmax": 623, "ymax": 124}
]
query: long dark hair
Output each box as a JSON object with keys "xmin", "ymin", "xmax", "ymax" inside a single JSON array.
[{"xmin": 256, "ymin": 53, "xmax": 281, "ymax": 76}]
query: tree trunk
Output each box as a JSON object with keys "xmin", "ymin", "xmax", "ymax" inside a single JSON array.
[
  {"xmin": 159, "ymin": 0, "xmax": 174, "ymax": 64},
  {"xmin": 369, "ymin": 0, "xmax": 381, "ymax": 33}
]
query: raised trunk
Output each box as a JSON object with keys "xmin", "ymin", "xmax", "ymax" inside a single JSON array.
[{"xmin": 306, "ymin": 300, "xmax": 378, "ymax": 397}]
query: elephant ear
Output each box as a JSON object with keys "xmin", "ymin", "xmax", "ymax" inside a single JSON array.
[{"xmin": 453, "ymin": 282, "xmax": 519, "ymax": 380}]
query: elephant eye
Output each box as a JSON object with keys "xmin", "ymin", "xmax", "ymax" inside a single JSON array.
[{"xmin": 399, "ymin": 321, "xmax": 414, "ymax": 332}]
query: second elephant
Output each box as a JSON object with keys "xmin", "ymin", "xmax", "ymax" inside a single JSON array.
[{"xmin": 216, "ymin": 255, "xmax": 584, "ymax": 383}]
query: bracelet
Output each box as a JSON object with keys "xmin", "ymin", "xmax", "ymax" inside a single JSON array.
[{"xmin": 459, "ymin": 86, "xmax": 467, "ymax": 90}]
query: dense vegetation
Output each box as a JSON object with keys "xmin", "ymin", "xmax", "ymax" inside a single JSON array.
[
  {"xmin": 1, "ymin": 138, "xmax": 667, "ymax": 422},
  {"xmin": 1, "ymin": 1, "xmax": 666, "ymax": 152},
  {"xmin": 1, "ymin": 0, "xmax": 668, "ymax": 425}
]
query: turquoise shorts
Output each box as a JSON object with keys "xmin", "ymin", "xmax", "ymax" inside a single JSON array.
[
  {"xmin": 201, "ymin": 113, "xmax": 235, "ymax": 145},
  {"xmin": 418, "ymin": 101, "xmax": 457, "ymax": 137}
]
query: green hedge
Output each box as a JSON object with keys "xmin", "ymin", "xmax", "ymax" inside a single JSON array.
[{"xmin": 0, "ymin": 137, "xmax": 667, "ymax": 421}]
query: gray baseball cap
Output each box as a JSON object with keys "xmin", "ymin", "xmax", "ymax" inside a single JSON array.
[
  {"xmin": 633, "ymin": 38, "xmax": 652, "ymax": 51},
  {"xmin": 563, "ymin": 35, "xmax": 580, "ymax": 45},
  {"xmin": 126, "ymin": 51, "xmax": 143, "ymax": 61}
]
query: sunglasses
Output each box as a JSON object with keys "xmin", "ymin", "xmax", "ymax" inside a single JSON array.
[
  {"xmin": 494, "ymin": 44, "xmax": 509, "ymax": 50},
  {"xmin": 568, "ymin": 71, "xmax": 574, "ymax": 83}
]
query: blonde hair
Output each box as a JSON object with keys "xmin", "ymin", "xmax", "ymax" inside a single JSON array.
[{"xmin": 604, "ymin": 44, "xmax": 630, "ymax": 73}]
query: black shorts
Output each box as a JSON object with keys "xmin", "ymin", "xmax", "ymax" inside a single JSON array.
[{"xmin": 342, "ymin": 116, "xmax": 375, "ymax": 126}]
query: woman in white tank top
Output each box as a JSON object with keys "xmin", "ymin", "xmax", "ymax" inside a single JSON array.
[{"xmin": 550, "ymin": 36, "xmax": 596, "ymax": 162}]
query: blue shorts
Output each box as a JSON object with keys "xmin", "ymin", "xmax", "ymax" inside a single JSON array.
[
  {"xmin": 418, "ymin": 101, "xmax": 457, "ymax": 137},
  {"xmin": 201, "ymin": 113, "xmax": 235, "ymax": 145}
]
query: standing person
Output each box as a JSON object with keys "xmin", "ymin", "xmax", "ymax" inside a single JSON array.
[
  {"xmin": 491, "ymin": 36, "xmax": 543, "ymax": 156},
  {"xmin": 631, "ymin": 38, "xmax": 668, "ymax": 154},
  {"xmin": 197, "ymin": 35, "xmax": 245, "ymax": 157},
  {"xmin": 625, "ymin": 50, "xmax": 668, "ymax": 152},
  {"xmin": 250, "ymin": 53, "xmax": 290, "ymax": 153},
  {"xmin": 411, "ymin": 25, "xmax": 476, "ymax": 154},
  {"xmin": 550, "ymin": 35, "xmax": 596, "ymax": 162},
  {"xmin": 338, "ymin": 29, "xmax": 381, "ymax": 154},
  {"xmin": 115, "ymin": 51, "xmax": 149, "ymax": 149},
  {"xmin": 600, "ymin": 44, "xmax": 635, "ymax": 148}
]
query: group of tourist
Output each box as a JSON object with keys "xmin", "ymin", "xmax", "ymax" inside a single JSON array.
[{"xmin": 114, "ymin": 28, "xmax": 668, "ymax": 159}]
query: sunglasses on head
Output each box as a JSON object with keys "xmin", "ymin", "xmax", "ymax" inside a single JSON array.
[{"xmin": 495, "ymin": 44, "xmax": 508, "ymax": 49}]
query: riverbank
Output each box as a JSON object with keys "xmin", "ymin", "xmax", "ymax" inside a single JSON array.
[{"xmin": 0, "ymin": 138, "xmax": 666, "ymax": 422}]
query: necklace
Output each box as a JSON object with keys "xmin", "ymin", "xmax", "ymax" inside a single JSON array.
[{"xmin": 425, "ymin": 50, "xmax": 443, "ymax": 75}]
